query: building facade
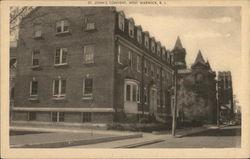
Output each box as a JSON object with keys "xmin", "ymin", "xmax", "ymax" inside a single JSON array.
[
  {"xmin": 12, "ymin": 7, "xmax": 175, "ymax": 124},
  {"xmin": 217, "ymin": 71, "xmax": 234, "ymax": 123},
  {"xmin": 172, "ymin": 39, "xmax": 217, "ymax": 124}
]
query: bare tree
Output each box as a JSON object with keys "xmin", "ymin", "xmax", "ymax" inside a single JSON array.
[{"xmin": 10, "ymin": 7, "xmax": 35, "ymax": 40}]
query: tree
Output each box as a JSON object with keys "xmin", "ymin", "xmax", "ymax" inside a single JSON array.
[{"xmin": 10, "ymin": 7, "xmax": 35, "ymax": 40}]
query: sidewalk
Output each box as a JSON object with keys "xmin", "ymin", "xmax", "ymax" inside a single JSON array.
[
  {"xmin": 10, "ymin": 126, "xmax": 142, "ymax": 148},
  {"xmin": 10, "ymin": 124, "xmax": 220, "ymax": 148}
]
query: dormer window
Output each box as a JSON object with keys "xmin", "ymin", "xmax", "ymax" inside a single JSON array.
[
  {"xmin": 162, "ymin": 48, "xmax": 166, "ymax": 61},
  {"xmin": 137, "ymin": 28, "xmax": 142, "ymax": 44},
  {"xmin": 167, "ymin": 52, "xmax": 170, "ymax": 63},
  {"xmin": 118, "ymin": 12, "xmax": 125, "ymax": 31},
  {"xmin": 56, "ymin": 20, "xmax": 69, "ymax": 34},
  {"xmin": 151, "ymin": 40, "xmax": 155, "ymax": 53},
  {"xmin": 157, "ymin": 43, "xmax": 161, "ymax": 57},
  {"xmin": 128, "ymin": 19, "xmax": 134, "ymax": 38},
  {"xmin": 144, "ymin": 35, "xmax": 149, "ymax": 49}
]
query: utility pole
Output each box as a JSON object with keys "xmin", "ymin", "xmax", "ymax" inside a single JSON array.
[
  {"xmin": 216, "ymin": 80, "xmax": 220, "ymax": 127},
  {"xmin": 172, "ymin": 62, "xmax": 178, "ymax": 136}
]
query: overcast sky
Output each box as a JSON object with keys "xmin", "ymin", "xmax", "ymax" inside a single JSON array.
[{"xmin": 117, "ymin": 6, "xmax": 241, "ymax": 104}]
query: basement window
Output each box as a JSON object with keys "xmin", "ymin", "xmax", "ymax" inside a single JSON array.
[{"xmin": 82, "ymin": 112, "xmax": 91, "ymax": 122}]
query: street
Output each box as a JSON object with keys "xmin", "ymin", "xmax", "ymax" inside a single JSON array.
[{"xmin": 137, "ymin": 125, "xmax": 241, "ymax": 148}]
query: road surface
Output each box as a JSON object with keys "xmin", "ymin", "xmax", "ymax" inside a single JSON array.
[{"xmin": 137, "ymin": 125, "xmax": 241, "ymax": 148}]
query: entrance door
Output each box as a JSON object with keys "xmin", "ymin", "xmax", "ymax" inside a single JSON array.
[{"xmin": 149, "ymin": 87, "xmax": 157, "ymax": 115}]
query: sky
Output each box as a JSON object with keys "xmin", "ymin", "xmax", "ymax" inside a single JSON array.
[{"xmin": 117, "ymin": 6, "xmax": 242, "ymax": 105}]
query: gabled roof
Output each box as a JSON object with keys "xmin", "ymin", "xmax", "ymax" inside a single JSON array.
[
  {"xmin": 144, "ymin": 31, "xmax": 149, "ymax": 36},
  {"xmin": 206, "ymin": 60, "xmax": 211, "ymax": 69},
  {"xmin": 118, "ymin": 11, "xmax": 125, "ymax": 17},
  {"xmin": 127, "ymin": 18, "xmax": 134, "ymax": 23},
  {"xmin": 173, "ymin": 36, "xmax": 183, "ymax": 50},
  {"xmin": 151, "ymin": 37, "xmax": 155, "ymax": 41},
  {"xmin": 136, "ymin": 25, "xmax": 142, "ymax": 30},
  {"xmin": 193, "ymin": 50, "xmax": 206, "ymax": 65}
]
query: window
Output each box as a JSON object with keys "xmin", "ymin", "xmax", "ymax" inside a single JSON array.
[
  {"xmin": 56, "ymin": 20, "xmax": 69, "ymax": 33},
  {"xmin": 128, "ymin": 20, "xmax": 134, "ymax": 38},
  {"xmin": 34, "ymin": 24, "xmax": 42, "ymax": 38},
  {"xmin": 162, "ymin": 70, "xmax": 165, "ymax": 81},
  {"xmin": 157, "ymin": 92, "xmax": 161, "ymax": 108},
  {"xmin": 118, "ymin": 45, "xmax": 122, "ymax": 64},
  {"xmin": 162, "ymin": 91, "xmax": 166, "ymax": 107},
  {"xmin": 137, "ymin": 86, "xmax": 140, "ymax": 103},
  {"xmin": 128, "ymin": 51, "xmax": 132, "ymax": 69},
  {"xmin": 162, "ymin": 49, "xmax": 166, "ymax": 61},
  {"xmin": 32, "ymin": 49, "xmax": 40, "ymax": 66},
  {"xmin": 82, "ymin": 112, "xmax": 91, "ymax": 122},
  {"xmin": 118, "ymin": 13, "xmax": 125, "ymax": 31},
  {"xmin": 136, "ymin": 55, "xmax": 141, "ymax": 72},
  {"xmin": 144, "ymin": 35, "xmax": 149, "ymax": 48},
  {"xmin": 55, "ymin": 48, "xmax": 67, "ymax": 65},
  {"xmin": 83, "ymin": 45, "xmax": 94, "ymax": 64},
  {"xmin": 144, "ymin": 87, "xmax": 148, "ymax": 104},
  {"xmin": 52, "ymin": 112, "xmax": 57, "ymax": 122},
  {"xmin": 144, "ymin": 60, "xmax": 149, "ymax": 75},
  {"xmin": 132, "ymin": 85, "xmax": 137, "ymax": 101},
  {"xmin": 157, "ymin": 44, "xmax": 161, "ymax": 57},
  {"xmin": 84, "ymin": 15, "xmax": 95, "ymax": 31},
  {"xmin": 28, "ymin": 112, "xmax": 36, "ymax": 121},
  {"xmin": 137, "ymin": 28, "xmax": 142, "ymax": 43},
  {"xmin": 59, "ymin": 112, "xmax": 65, "ymax": 122},
  {"xmin": 156, "ymin": 68, "xmax": 160, "ymax": 80},
  {"xmin": 126, "ymin": 84, "xmax": 131, "ymax": 101},
  {"xmin": 53, "ymin": 79, "xmax": 66, "ymax": 98},
  {"xmin": 151, "ymin": 40, "xmax": 155, "ymax": 53},
  {"xmin": 125, "ymin": 80, "xmax": 140, "ymax": 102},
  {"xmin": 150, "ymin": 64, "xmax": 154, "ymax": 77},
  {"xmin": 167, "ymin": 52, "xmax": 170, "ymax": 63},
  {"xmin": 171, "ymin": 54, "xmax": 174, "ymax": 65},
  {"xmin": 51, "ymin": 112, "xmax": 64, "ymax": 122},
  {"xmin": 30, "ymin": 80, "xmax": 38, "ymax": 96},
  {"xmin": 83, "ymin": 78, "xmax": 93, "ymax": 96}
]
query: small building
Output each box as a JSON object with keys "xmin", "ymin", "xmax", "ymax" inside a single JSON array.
[{"xmin": 12, "ymin": 7, "xmax": 175, "ymax": 124}]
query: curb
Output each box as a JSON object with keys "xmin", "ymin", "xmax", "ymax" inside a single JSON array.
[
  {"xmin": 115, "ymin": 139, "xmax": 165, "ymax": 148},
  {"xmin": 11, "ymin": 133, "xmax": 142, "ymax": 148},
  {"xmin": 177, "ymin": 126, "xmax": 220, "ymax": 138}
]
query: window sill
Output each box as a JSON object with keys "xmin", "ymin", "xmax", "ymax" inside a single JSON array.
[
  {"xmin": 31, "ymin": 65, "xmax": 41, "ymax": 70},
  {"xmin": 52, "ymin": 97, "xmax": 66, "ymax": 101},
  {"xmin": 28, "ymin": 97, "xmax": 39, "ymax": 102},
  {"xmin": 54, "ymin": 63, "xmax": 69, "ymax": 68},
  {"xmin": 55, "ymin": 31, "xmax": 71, "ymax": 36},
  {"xmin": 81, "ymin": 95, "xmax": 93, "ymax": 100}
]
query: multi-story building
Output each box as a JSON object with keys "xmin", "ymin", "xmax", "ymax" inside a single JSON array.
[
  {"xmin": 12, "ymin": 7, "xmax": 175, "ymax": 124},
  {"xmin": 217, "ymin": 71, "xmax": 234, "ymax": 122}
]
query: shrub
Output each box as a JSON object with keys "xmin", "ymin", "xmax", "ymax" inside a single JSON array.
[{"xmin": 107, "ymin": 123, "xmax": 171, "ymax": 132}]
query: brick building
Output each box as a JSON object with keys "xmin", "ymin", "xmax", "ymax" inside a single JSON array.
[
  {"xmin": 217, "ymin": 71, "xmax": 234, "ymax": 123},
  {"xmin": 172, "ymin": 39, "xmax": 217, "ymax": 124},
  {"xmin": 12, "ymin": 7, "xmax": 175, "ymax": 124}
]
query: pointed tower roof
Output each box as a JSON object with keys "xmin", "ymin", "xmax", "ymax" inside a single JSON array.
[
  {"xmin": 174, "ymin": 36, "xmax": 183, "ymax": 50},
  {"xmin": 194, "ymin": 50, "xmax": 206, "ymax": 65},
  {"xmin": 206, "ymin": 60, "xmax": 211, "ymax": 69}
]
